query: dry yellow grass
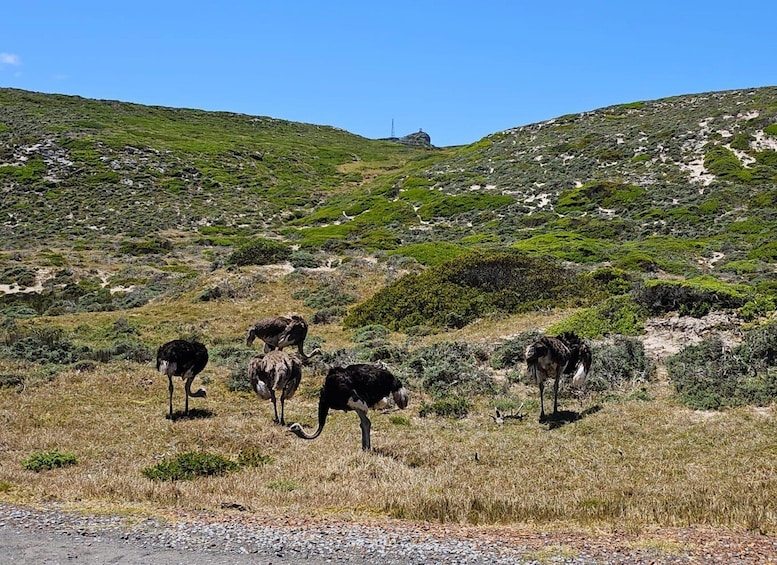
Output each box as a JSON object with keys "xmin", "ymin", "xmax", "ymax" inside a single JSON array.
[
  {"xmin": 2, "ymin": 255, "xmax": 776, "ymax": 536},
  {"xmin": 1, "ymin": 358, "xmax": 776, "ymax": 533}
]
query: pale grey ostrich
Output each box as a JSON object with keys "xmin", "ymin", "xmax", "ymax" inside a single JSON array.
[
  {"xmin": 288, "ymin": 364, "xmax": 409, "ymax": 451},
  {"xmin": 156, "ymin": 339, "xmax": 208, "ymax": 419},
  {"xmin": 248, "ymin": 350, "xmax": 302, "ymax": 426},
  {"xmin": 245, "ymin": 315, "xmax": 321, "ymax": 361},
  {"xmin": 525, "ymin": 332, "xmax": 591, "ymax": 422}
]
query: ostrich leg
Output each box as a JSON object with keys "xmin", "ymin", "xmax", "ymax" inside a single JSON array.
[
  {"xmin": 357, "ymin": 410, "xmax": 372, "ymax": 451},
  {"xmin": 270, "ymin": 391, "xmax": 280, "ymax": 424},
  {"xmin": 538, "ymin": 380, "xmax": 546, "ymax": 422},
  {"xmin": 279, "ymin": 392, "xmax": 287, "ymax": 426},
  {"xmin": 552, "ymin": 368, "xmax": 561, "ymax": 416},
  {"xmin": 167, "ymin": 375, "xmax": 174, "ymax": 419}
]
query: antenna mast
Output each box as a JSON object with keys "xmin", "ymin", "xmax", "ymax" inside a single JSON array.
[{"xmin": 391, "ymin": 118, "xmax": 395, "ymax": 138}]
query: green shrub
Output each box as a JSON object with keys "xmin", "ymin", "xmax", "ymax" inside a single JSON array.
[
  {"xmin": 389, "ymin": 242, "xmax": 469, "ymax": 266},
  {"xmin": 704, "ymin": 145, "xmax": 750, "ymax": 182},
  {"xmin": 118, "ymin": 238, "xmax": 173, "ymax": 256},
  {"xmin": 490, "ymin": 330, "xmax": 542, "ymax": 369},
  {"xmin": 22, "ymin": 450, "xmax": 77, "ymax": 472},
  {"xmin": 548, "ymin": 295, "xmax": 648, "ymax": 339},
  {"xmin": 227, "ymin": 238, "xmax": 292, "ymax": 266},
  {"xmin": 290, "ymin": 250, "xmax": 321, "ymax": 268},
  {"xmin": 402, "ymin": 341, "xmax": 496, "ymax": 398},
  {"xmin": 0, "ymin": 266, "xmax": 36, "ymax": 287},
  {"xmin": 142, "ymin": 451, "xmax": 239, "ymax": 481},
  {"xmin": 236, "ymin": 446, "xmax": 273, "ymax": 467},
  {"xmin": 345, "ymin": 252, "xmax": 589, "ymax": 331},
  {"xmin": 587, "ymin": 337, "xmax": 655, "ymax": 391},
  {"xmin": 511, "ymin": 232, "xmax": 610, "ymax": 263},
  {"xmin": 739, "ymin": 297, "xmax": 776, "ymax": 322},
  {"xmin": 556, "ymin": 180, "xmax": 645, "ymax": 211},
  {"xmin": 667, "ymin": 321, "xmax": 777, "ymax": 410},
  {"xmin": 634, "ymin": 277, "xmax": 749, "ymax": 316}
]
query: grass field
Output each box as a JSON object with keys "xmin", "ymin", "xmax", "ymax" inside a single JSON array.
[{"xmin": 1, "ymin": 295, "xmax": 775, "ymax": 534}]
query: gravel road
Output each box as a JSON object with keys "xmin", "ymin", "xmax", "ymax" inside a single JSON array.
[{"xmin": 2, "ymin": 502, "xmax": 776, "ymax": 564}]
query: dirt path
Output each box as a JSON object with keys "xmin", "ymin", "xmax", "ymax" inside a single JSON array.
[{"xmin": 2, "ymin": 502, "xmax": 776, "ymax": 564}]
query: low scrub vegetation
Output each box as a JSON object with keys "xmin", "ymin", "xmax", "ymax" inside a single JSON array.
[
  {"xmin": 142, "ymin": 451, "xmax": 239, "ymax": 481},
  {"xmin": 227, "ymin": 238, "xmax": 292, "ymax": 266},
  {"xmin": 344, "ymin": 252, "xmax": 592, "ymax": 331},
  {"xmin": 667, "ymin": 320, "xmax": 777, "ymax": 410},
  {"xmin": 22, "ymin": 450, "xmax": 77, "ymax": 472},
  {"xmin": 634, "ymin": 277, "xmax": 750, "ymax": 317}
]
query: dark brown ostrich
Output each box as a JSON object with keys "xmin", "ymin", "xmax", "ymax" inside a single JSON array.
[
  {"xmin": 248, "ymin": 350, "xmax": 302, "ymax": 426},
  {"xmin": 156, "ymin": 339, "xmax": 208, "ymax": 419},
  {"xmin": 288, "ymin": 364, "xmax": 409, "ymax": 451},
  {"xmin": 525, "ymin": 332, "xmax": 591, "ymax": 422},
  {"xmin": 245, "ymin": 315, "xmax": 321, "ymax": 361}
]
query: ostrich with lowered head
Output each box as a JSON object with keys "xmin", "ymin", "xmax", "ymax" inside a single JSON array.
[
  {"xmin": 245, "ymin": 315, "xmax": 321, "ymax": 361},
  {"xmin": 524, "ymin": 332, "xmax": 591, "ymax": 422},
  {"xmin": 248, "ymin": 350, "xmax": 302, "ymax": 426},
  {"xmin": 288, "ymin": 364, "xmax": 409, "ymax": 451},
  {"xmin": 156, "ymin": 339, "xmax": 208, "ymax": 419}
]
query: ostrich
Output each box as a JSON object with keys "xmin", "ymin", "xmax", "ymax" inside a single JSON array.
[
  {"xmin": 524, "ymin": 332, "xmax": 591, "ymax": 421},
  {"xmin": 245, "ymin": 315, "xmax": 321, "ymax": 361},
  {"xmin": 156, "ymin": 339, "xmax": 208, "ymax": 419},
  {"xmin": 288, "ymin": 364, "xmax": 409, "ymax": 451},
  {"xmin": 248, "ymin": 350, "xmax": 302, "ymax": 426}
]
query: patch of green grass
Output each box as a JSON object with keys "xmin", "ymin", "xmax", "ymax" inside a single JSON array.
[
  {"xmin": 267, "ymin": 479, "xmax": 299, "ymax": 492},
  {"xmin": 548, "ymin": 295, "xmax": 649, "ymax": 339},
  {"xmin": 22, "ymin": 450, "xmax": 77, "ymax": 472},
  {"xmin": 236, "ymin": 447, "xmax": 273, "ymax": 467},
  {"xmin": 512, "ymin": 232, "xmax": 611, "ymax": 263},
  {"xmin": 389, "ymin": 242, "xmax": 469, "ymax": 266},
  {"xmin": 556, "ymin": 181, "xmax": 645, "ymax": 212},
  {"xmin": 142, "ymin": 451, "xmax": 239, "ymax": 481}
]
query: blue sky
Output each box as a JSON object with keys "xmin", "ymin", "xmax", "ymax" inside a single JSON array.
[{"xmin": 2, "ymin": 1, "xmax": 776, "ymax": 147}]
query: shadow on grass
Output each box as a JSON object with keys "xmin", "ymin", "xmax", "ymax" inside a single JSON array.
[
  {"xmin": 542, "ymin": 405, "xmax": 602, "ymax": 430},
  {"xmin": 167, "ymin": 408, "xmax": 214, "ymax": 421}
]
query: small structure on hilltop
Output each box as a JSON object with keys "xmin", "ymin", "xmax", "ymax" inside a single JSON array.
[{"xmin": 381, "ymin": 127, "xmax": 434, "ymax": 148}]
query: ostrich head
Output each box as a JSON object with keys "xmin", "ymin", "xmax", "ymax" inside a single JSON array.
[
  {"xmin": 246, "ymin": 327, "xmax": 257, "ymax": 347},
  {"xmin": 288, "ymin": 397, "xmax": 329, "ymax": 441}
]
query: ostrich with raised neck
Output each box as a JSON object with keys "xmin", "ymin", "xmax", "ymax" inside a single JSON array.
[
  {"xmin": 245, "ymin": 315, "xmax": 321, "ymax": 361},
  {"xmin": 288, "ymin": 364, "xmax": 409, "ymax": 451}
]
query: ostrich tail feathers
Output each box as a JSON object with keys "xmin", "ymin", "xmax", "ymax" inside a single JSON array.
[
  {"xmin": 253, "ymin": 381, "xmax": 272, "ymax": 400},
  {"xmin": 571, "ymin": 364, "xmax": 588, "ymax": 388}
]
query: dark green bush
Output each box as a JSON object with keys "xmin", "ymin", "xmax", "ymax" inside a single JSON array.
[
  {"xmin": 0, "ymin": 266, "xmax": 36, "ymax": 287},
  {"xmin": 227, "ymin": 238, "xmax": 292, "ymax": 266},
  {"xmin": 22, "ymin": 450, "xmax": 77, "ymax": 472},
  {"xmin": 402, "ymin": 341, "xmax": 496, "ymax": 398},
  {"xmin": 634, "ymin": 278, "xmax": 748, "ymax": 317},
  {"xmin": 290, "ymin": 250, "xmax": 322, "ymax": 268},
  {"xmin": 587, "ymin": 336, "xmax": 655, "ymax": 391},
  {"xmin": 490, "ymin": 330, "xmax": 542, "ymax": 370},
  {"xmin": 142, "ymin": 451, "xmax": 239, "ymax": 481},
  {"xmin": 667, "ymin": 321, "xmax": 777, "ymax": 410},
  {"xmin": 350, "ymin": 324, "xmax": 407, "ymax": 363},
  {"xmin": 344, "ymin": 252, "xmax": 590, "ymax": 331},
  {"xmin": 118, "ymin": 238, "xmax": 173, "ymax": 256}
]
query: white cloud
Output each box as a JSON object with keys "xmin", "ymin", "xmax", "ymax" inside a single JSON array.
[{"xmin": 0, "ymin": 53, "xmax": 22, "ymax": 68}]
